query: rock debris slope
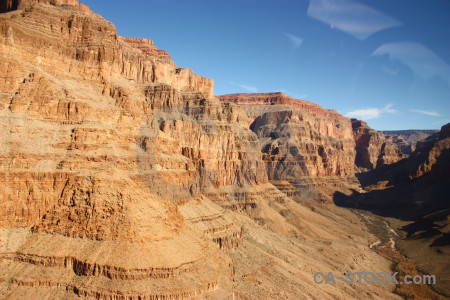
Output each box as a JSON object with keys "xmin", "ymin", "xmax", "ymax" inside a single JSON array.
[{"xmin": 1, "ymin": 1, "xmax": 403, "ymax": 299}]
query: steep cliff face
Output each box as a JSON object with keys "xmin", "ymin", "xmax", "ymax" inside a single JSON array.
[
  {"xmin": 351, "ymin": 119, "xmax": 404, "ymax": 170},
  {"xmin": 219, "ymin": 93, "xmax": 360, "ymax": 202},
  {"xmin": 0, "ymin": 1, "xmax": 213, "ymax": 97},
  {"xmin": 0, "ymin": 2, "xmax": 257, "ymax": 298},
  {"xmin": 219, "ymin": 93, "xmax": 356, "ymax": 177},
  {"xmin": 0, "ymin": 2, "xmax": 407, "ymax": 299},
  {"xmin": 1, "ymin": 0, "xmax": 94, "ymax": 15},
  {"xmin": 120, "ymin": 37, "xmax": 171, "ymax": 60}
]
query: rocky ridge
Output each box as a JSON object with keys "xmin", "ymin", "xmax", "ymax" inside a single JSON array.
[
  {"xmin": 219, "ymin": 93, "xmax": 403, "ymax": 201},
  {"xmin": 381, "ymin": 129, "xmax": 439, "ymax": 155}
]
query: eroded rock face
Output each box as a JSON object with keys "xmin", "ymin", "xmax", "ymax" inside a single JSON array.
[
  {"xmin": 0, "ymin": 2, "xmax": 407, "ymax": 299},
  {"xmin": 219, "ymin": 93, "xmax": 359, "ymax": 202},
  {"xmin": 351, "ymin": 119, "xmax": 403, "ymax": 170},
  {"xmin": 120, "ymin": 37, "xmax": 171, "ymax": 60},
  {"xmin": 1, "ymin": 0, "xmax": 94, "ymax": 15},
  {"xmin": 219, "ymin": 93, "xmax": 356, "ymax": 178},
  {"xmin": 0, "ymin": 2, "xmax": 213, "ymax": 97},
  {"xmin": 381, "ymin": 129, "xmax": 439, "ymax": 155},
  {"xmin": 0, "ymin": 2, "xmax": 255, "ymax": 297}
]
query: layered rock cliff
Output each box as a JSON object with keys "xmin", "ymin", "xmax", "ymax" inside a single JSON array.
[
  {"xmin": 351, "ymin": 119, "xmax": 404, "ymax": 170},
  {"xmin": 0, "ymin": 2, "xmax": 252, "ymax": 298},
  {"xmin": 0, "ymin": 1, "xmax": 408, "ymax": 299},
  {"xmin": 1, "ymin": 0, "xmax": 94, "ymax": 15},
  {"xmin": 219, "ymin": 93, "xmax": 403, "ymax": 202}
]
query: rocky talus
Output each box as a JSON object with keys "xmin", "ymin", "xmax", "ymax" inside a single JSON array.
[{"xmin": 1, "ymin": 1, "xmax": 406, "ymax": 299}]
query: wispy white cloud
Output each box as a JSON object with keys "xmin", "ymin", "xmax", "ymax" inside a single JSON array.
[
  {"xmin": 283, "ymin": 32, "xmax": 303, "ymax": 48},
  {"xmin": 373, "ymin": 42, "xmax": 450, "ymax": 84},
  {"xmin": 381, "ymin": 65, "xmax": 399, "ymax": 76},
  {"xmin": 346, "ymin": 103, "xmax": 397, "ymax": 120},
  {"xmin": 433, "ymin": 119, "xmax": 450, "ymax": 125},
  {"xmin": 230, "ymin": 82, "xmax": 258, "ymax": 93},
  {"xmin": 383, "ymin": 103, "xmax": 397, "ymax": 114},
  {"xmin": 411, "ymin": 109, "xmax": 442, "ymax": 117},
  {"xmin": 346, "ymin": 108, "xmax": 382, "ymax": 120},
  {"xmin": 307, "ymin": 0, "xmax": 401, "ymax": 40}
]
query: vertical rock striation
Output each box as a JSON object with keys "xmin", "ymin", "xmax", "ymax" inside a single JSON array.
[{"xmin": 0, "ymin": 1, "xmax": 411, "ymax": 299}]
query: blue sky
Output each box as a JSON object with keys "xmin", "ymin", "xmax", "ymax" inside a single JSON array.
[{"xmin": 81, "ymin": 0, "xmax": 450, "ymax": 130}]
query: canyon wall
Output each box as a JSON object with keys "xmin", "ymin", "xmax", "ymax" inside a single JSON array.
[
  {"xmin": 0, "ymin": 1, "xmax": 407, "ymax": 299},
  {"xmin": 0, "ymin": 2, "xmax": 258, "ymax": 298},
  {"xmin": 219, "ymin": 93, "xmax": 356, "ymax": 178},
  {"xmin": 351, "ymin": 119, "xmax": 404, "ymax": 170},
  {"xmin": 381, "ymin": 129, "xmax": 439, "ymax": 155},
  {"xmin": 335, "ymin": 123, "xmax": 450, "ymax": 295},
  {"xmin": 219, "ymin": 93, "xmax": 403, "ymax": 201}
]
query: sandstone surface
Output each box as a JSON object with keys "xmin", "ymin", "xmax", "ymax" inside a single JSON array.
[
  {"xmin": 219, "ymin": 93, "xmax": 403, "ymax": 202},
  {"xmin": 351, "ymin": 119, "xmax": 404, "ymax": 170},
  {"xmin": 0, "ymin": 1, "xmax": 409, "ymax": 299}
]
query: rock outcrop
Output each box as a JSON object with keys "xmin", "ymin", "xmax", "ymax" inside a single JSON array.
[
  {"xmin": 120, "ymin": 37, "xmax": 171, "ymax": 60},
  {"xmin": 1, "ymin": 0, "xmax": 94, "ymax": 15},
  {"xmin": 219, "ymin": 94, "xmax": 357, "ymax": 175},
  {"xmin": 219, "ymin": 93, "xmax": 364, "ymax": 202},
  {"xmin": 351, "ymin": 119, "xmax": 404, "ymax": 170},
  {"xmin": 0, "ymin": 2, "xmax": 251, "ymax": 298}
]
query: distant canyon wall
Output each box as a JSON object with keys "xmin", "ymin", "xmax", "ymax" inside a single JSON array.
[{"xmin": 219, "ymin": 93, "xmax": 404, "ymax": 178}]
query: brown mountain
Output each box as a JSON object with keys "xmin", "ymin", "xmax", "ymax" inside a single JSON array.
[{"xmin": 351, "ymin": 119, "xmax": 405, "ymax": 170}]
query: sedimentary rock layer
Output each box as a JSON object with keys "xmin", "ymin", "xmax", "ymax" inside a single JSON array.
[
  {"xmin": 219, "ymin": 93, "xmax": 356, "ymax": 178},
  {"xmin": 351, "ymin": 119, "xmax": 403, "ymax": 170},
  {"xmin": 0, "ymin": 1, "xmax": 406, "ymax": 299}
]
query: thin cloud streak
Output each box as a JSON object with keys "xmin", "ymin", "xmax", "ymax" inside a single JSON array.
[
  {"xmin": 230, "ymin": 82, "xmax": 258, "ymax": 93},
  {"xmin": 381, "ymin": 65, "xmax": 399, "ymax": 76},
  {"xmin": 346, "ymin": 108, "xmax": 382, "ymax": 120},
  {"xmin": 373, "ymin": 42, "xmax": 450, "ymax": 84},
  {"xmin": 307, "ymin": 0, "xmax": 401, "ymax": 40},
  {"xmin": 411, "ymin": 109, "xmax": 442, "ymax": 117},
  {"xmin": 346, "ymin": 103, "xmax": 397, "ymax": 120},
  {"xmin": 433, "ymin": 119, "xmax": 450, "ymax": 125},
  {"xmin": 283, "ymin": 32, "xmax": 303, "ymax": 48}
]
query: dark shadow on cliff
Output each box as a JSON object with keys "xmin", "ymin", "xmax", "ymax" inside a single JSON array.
[{"xmin": 334, "ymin": 145, "xmax": 450, "ymax": 221}]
